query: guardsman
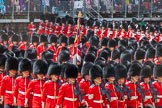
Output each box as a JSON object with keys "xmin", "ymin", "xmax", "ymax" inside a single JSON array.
[
  {"xmin": 37, "ymin": 20, "xmax": 44, "ymax": 35},
  {"xmin": 27, "ymin": 22, "xmax": 36, "ymax": 35},
  {"xmin": 13, "ymin": 58, "xmax": 32, "ymax": 108},
  {"xmin": 36, "ymin": 35, "xmax": 47, "ymax": 59},
  {"xmin": 0, "ymin": 54, "xmax": 7, "ymax": 107},
  {"xmin": 8, "ymin": 34, "xmax": 19, "ymax": 50},
  {"xmin": 19, "ymin": 34, "xmax": 28, "ymax": 50},
  {"xmin": 25, "ymin": 60, "xmax": 48, "ymax": 108},
  {"xmin": 56, "ymin": 63, "xmax": 81, "ymax": 108},
  {"xmin": 42, "ymin": 63, "xmax": 62, "ymax": 108},
  {"xmin": 29, "ymin": 35, "xmax": 39, "ymax": 49},
  {"xmin": 79, "ymin": 62, "xmax": 93, "ymax": 106},
  {"xmin": 88, "ymin": 65, "xmax": 106, "ymax": 108},
  {"xmin": 47, "ymin": 34, "xmax": 57, "ymax": 61},
  {"xmin": 152, "ymin": 63, "xmax": 162, "ymax": 107},
  {"xmin": 0, "ymin": 57, "xmax": 18, "ymax": 108},
  {"xmin": 114, "ymin": 64, "xmax": 128, "ymax": 108},
  {"xmin": 126, "ymin": 63, "xmax": 142, "ymax": 108},
  {"xmin": 140, "ymin": 65, "xmax": 154, "ymax": 107},
  {"xmin": 104, "ymin": 63, "xmax": 118, "ymax": 108}
]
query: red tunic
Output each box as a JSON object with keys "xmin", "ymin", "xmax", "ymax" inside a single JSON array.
[
  {"xmin": 0, "ymin": 75, "xmax": 16, "ymax": 105},
  {"xmin": 13, "ymin": 76, "xmax": 32, "ymax": 107},
  {"xmin": 56, "ymin": 82, "xmax": 80, "ymax": 108},
  {"xmin": 88, "ymin": 84, "xmax": 106, "ymax": 108},
  {"xmin": 41, "ymin": 80, "xmax": 61, "ymax": 108},
  {"xmin": 26, "ymin": 79, "xmax": 45, "ymax": 108},
  {"xmin": 105, "ymin": 82, "xmax": 118, "ymax": 108}
]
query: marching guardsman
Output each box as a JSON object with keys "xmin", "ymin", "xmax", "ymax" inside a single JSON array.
[
  {"xmin": 48, "ymin": 22, "xmax": 54, "ymax": 35},
  {"xmin": 140, "ymin": 65, "xmax": 154, "ymax": 107},
  {"xmin": 79, "ymin": 62, "xmax": 93, "ymax": 106},
  {"xmin": 55, "ymin": 35, "xmax": 67, "ymax": 61},
  {"xmin": 19, "ymin": 34, "xmax": 28, "ymax": 50},
  {"xmin": 13, "ymin": 58, "xmax": 32, "ymax": 108},
  {"xmin": 104, "ymin": 63, "xmax": 118, "ymax": 108},
  {"xmin": 88, "ymin": 65, "xmax": 107, "ymax": 108},
  {"xmin": 68, "ymin": 35, "xmax": 77, "ymax": 60},
  {"xmin": 36, "ymin": 35, "xmax": 47, "ymax": 59},
  {"xmin": 1, "ymin": 34, "xmax": 9, "ymax": 47},
  {"xmin": 155, "ymin": 44, "xmax": 162, "ymax": 63},
  {"xmin": 0, "ymin": 54, "xmax": 7, "ymax": 107},
  {"xmin": 114, "ymin": 64, "xmax": 128, "ymax": 108},
  {"xmin": 126, "ymin": 63, "xmax": 142, "ymax": 108},
  {"xmin": 44, "ymin": 20, "xmax": 49, "ymax": 35},
  {"xmin": 29, "ymin": 35, "xmax": 39, "ymax": 49},
  {"xmin": 27, "ymin": 22, "xmax": 36, "ymax": 35},
  {"xmin": 47, "ymin": 34, "xmax": 57, "ymax": 61},
  {"xmin": 152, "ymin": 63, "xmax": 162, "ymax": 107},
  {"xmin": 0, "ymin": 57, "xmax": 18, "ymax": 108},
  {"xmin": 148, "ymin": 26, "xmax": 155, "ymax": 41},
  {"xmin": 41, "ymin": 63, "xmax": 62, "ymax": 108},
  {"xmin": 56, "ymin": 63, "xmax": 82, "ymax": 108},
  {"xmin": 8, "ymin": 34, "xmax": 19, "ymax": 50},
  {"xmin": 37, "ymin": 20, "xmax": 44, "ymax": 35},
  {"xmin": 25, "ymin": 60, "xmax": 48, "ymax": 108}
]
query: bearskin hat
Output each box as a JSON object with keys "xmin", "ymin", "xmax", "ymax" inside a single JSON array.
[
  {"xmin": 24, "ymin": 48, "xmax": 37, "ymax": 60},
  {"xmin": 64, "ymin": 63, "xmax": 78, "ymax": 78},
  {"xmin": 68, "ymin": 35, "xmax": 75, "ymax": 45},
  {"xmin": 49, "ymin": 34, "xmax": 57, "ymax": 43},
  {"xmin": 128, "ymin": 63, "xmax": 142, "ymax": 77},
  {"xmin": 149, "ymin": 26, "xmax": 155, "ymax": 33},
  {"xmin": 33, "ymin": 60, "xmax": 48, "ymax": 75},
  {"xmin": 0, "ymin": 54, "xmax": 7, "ymax": 68},
  {"xmin": 40, "ymin": 34, "xmax": 47, "ymax": 43},
  {"xmin": 98, "ymin": 50, "xmax": 109, "ymax": 61},
  {"xmin": 140, "ymin": 65, "xmax": 152, "ymax": 80},
  {"xmin": 103, "ymin": 64, "xmax": 115, "ymax": 79},
  {"xmin": 59, "ymin": 35, "xmax": 67, "ymax": 44},
  {"xmin": 5, "ymin": 56, "xmax": 18, "ymax": 71},
  {"xmin": 47, "ymin": 63, "xmax": 62, "ymax": 76},
  {"xmin": 115, "ymin": 64, "xmax": 127, "ymax": 79},
  {"xmin": 153, "ymin": 64, "xmax": 162, "ymax": 77},
  {"xmin": 134, "ymin": 48, "xmax": 145, "ymax": 60},
  {"xmin": 89, "ymin": 65, "xmax": 102, "ymax": 82},
  {"xmin": 41, "ymin": 50, "xmax": 53, "ymax": 60},
  {"xmin": 94, "ymin": 57, "xmax": 106, "ymax": 69},
  {"xmin": 1, "ymin": 34, "xmax": 9, "ymax": 41},
  {"xmin": 145, "ymin": 47, "xmax": 155, "ymax": 59},
  {"xmin": 18, "ymin": 58, "xmax": 31, "ymax": 73},
  {"xmin": 88, "ymin": 46, "xmax": 97, "ymax": 55},
  {"xmin": 21, "ymin": 34, "xmax": 28, "ymax": 42},
  {"xmin": 89, "ymin": 36, "xmax": 99, "ymax": 47},
  {"xmin": 81, "ymin": 62, "xmax": 93, "ymax": 78},
  {"xmin": 58, "ymin": 50, "xmax": 70, "ymax": 63},
  {"xmin": 108, "ymin": 39, "xmax": 116, "ymax": 48},
  {"xmin": 120, "ymin": 50, "xmax": 131, "ymax": 63},
  {"xmin": 100, "ymin": 38, "xmax": 108, "ymax": 47},
  {"xmin": 155, "ymin": 44, "xmax": 162, "ymax": 57},
  {"xmin": 118, "ymin": 39, "xmax": 127, "ymax": 47},
  {"xmin": 140, "ymin": 25, "xmax": 146, "ymax": 32},
  {"xmin": 11, "ymin": 46, "xmax": 20, "ymax": 57},
  {"xmin": 31, "ymin": 35, "xmax": 39, "ymax": 43},
  {"xmin": 111, "ymin": 48, "xmax": 121, "ymax": 60},
  {"xmin": 84, "ymin": 53, "xmax": 96, "ymax": 63},
  {"xmin": 11, "ymin": 34, "xmax": 19, "ymax": 42}
]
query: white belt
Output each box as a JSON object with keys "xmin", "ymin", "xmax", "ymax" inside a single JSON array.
[
  {"xmin": 19, "ymin": 90, "xmax": 25, "ymax": 95},
  {"xmin": 145, "ymin": 96, "xmax": 152, "ymax": 99},
  {"xmin": 64, "ymin": 97, "xmax": 77, "ymax": 101},
  {"xmin": 85, "ymin": 94, "xmax": 89, "ymax": 96},
  {"xmin": 131, "ymin": 96, "xmax": 138, "ymax": 100},
  {"xmin": 33, "ymin": 93, "xmax": 41, "ymax": 97},
  {"xmin": 157, "ymin": 95, "xmax": 162, "ymax": 98},
  {"xmin": 111, "ymin": 97, "xmax": 118, "ymax": 101},
  {"xmin": 47, "ymin": 95, "xmax": 58, "ymax": 99},
  {"xmin": 93, "ymin": 100, "xmax": 103, "ymax": 103},
  {"xmin": 5, "ymin": 90, "xmax": 13, "ymax": 94}
]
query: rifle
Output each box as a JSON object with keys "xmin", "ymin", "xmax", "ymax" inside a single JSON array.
[
  {"xmin": 136, "ymin": 82, "xmax": 145, "ymax": 101},
  {"xmin": 149, "ymin": 81, "xmax": 158, "ymax": 104},
  {"xmin": 100, "ymin": 82, "xmax": 111, "ymax": 102},
  {"xmin": 114, "ymin": 81, "xmax": 125, "ymax": 100}
]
